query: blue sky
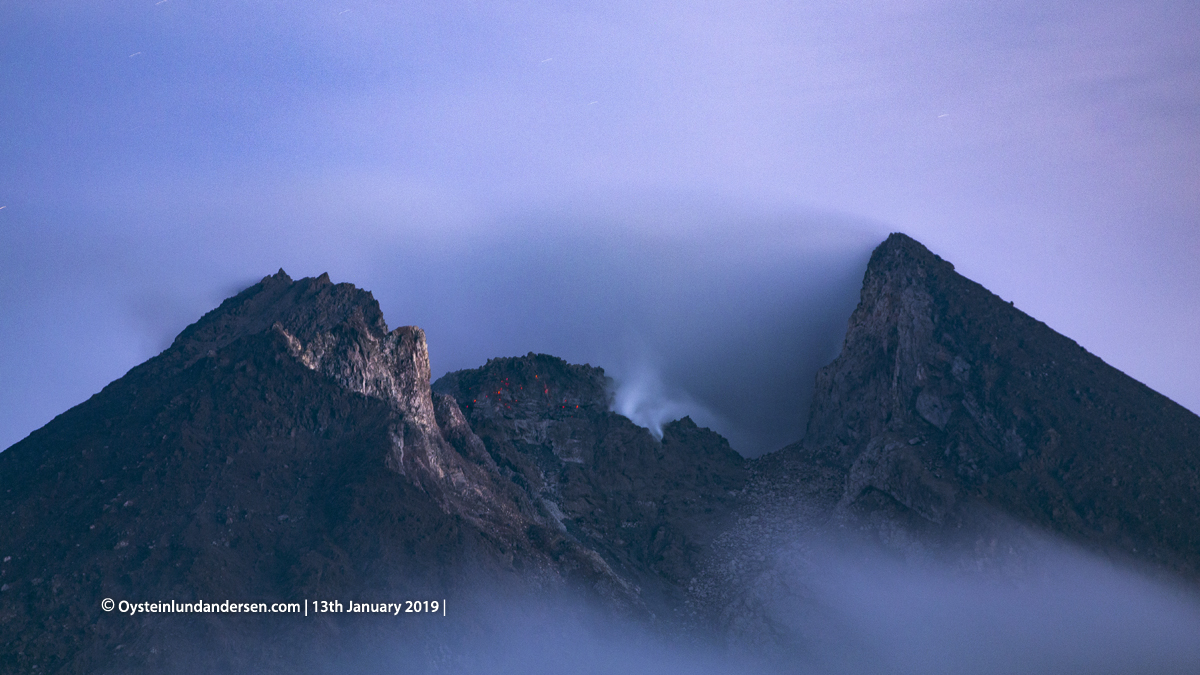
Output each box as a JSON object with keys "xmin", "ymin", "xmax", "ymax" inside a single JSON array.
[{"xmin": 2, "ymin": 0, "xmax": 1197, "ymax": 454}]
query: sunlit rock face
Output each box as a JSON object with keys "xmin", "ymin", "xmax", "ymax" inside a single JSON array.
[
  {"xmin": 163, "ymin": 270, "xmax": 456, "ymax": 492},
  {"xmin": 0, "ymin": 272, "xmax": 743, "ymax": 672},
  {"xmin": 159, "ymin": 270, "xmax": 546, "ymax": 541},
  {"xmin": 774, "ymin": 233, "xmax": 1200, "ymax": 576},
  {"xmin": 0, "ymin": 272, "xmax": 492, "ymax": 674}
]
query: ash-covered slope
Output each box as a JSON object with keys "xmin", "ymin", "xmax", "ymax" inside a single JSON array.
[{"xmin": 765, "ymin": 233, "xmax": 1200, "ymax": 575}]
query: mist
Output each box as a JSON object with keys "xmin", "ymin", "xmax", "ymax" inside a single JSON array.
[
  {"xmin": 0, "ymin": 195, "xmax": 878, "ymax": 456},
  {"xmin": 246, "ymin": 523, "xmax": 1200, "ymax": 675},
  {"xmin": 776, "ymin": 534, "xmax": 1200, "ymax": 675},
  {"xmin": 4, "ymin": 0, "xmax": 1200, "ymax": 452},
  {"xmin": 4, "ymin": 1, "xmax": 1200, "ymax": 672}
]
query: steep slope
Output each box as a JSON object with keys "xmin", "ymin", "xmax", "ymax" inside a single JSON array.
[
  {"xmin": 768, "ymin": 233, "xmax": 1200, "ymax": 575},
  {"xmin": 0, "ymin": 271, "xmax": 751, "ymax": 673},
  {"xmin": 433, "ymin": 354, "xmax": 748, "ymax": 621},
  {"xmin": 5, "ymin": 235, "xmax": 1199, "ymax": 673},
  {"xmin": 0, "ymin": 272, "xmax": 616, "ymax": 673}
]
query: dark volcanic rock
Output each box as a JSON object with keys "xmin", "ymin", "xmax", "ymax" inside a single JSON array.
[
  {"xmin": 769, "ymin": 233, "xmax": 1200, "ymax": 575},
  {"xmin": 0, "ymin": 273, "xmax": 603, "ymax": 673},
  {"xmin": 0, "ymin": 272, "xmax": 748, "ymax": 674},
  {"xmin": 4, "ymin": 234, "xmax": 1199, "ymax": 673},
  {"xmin": 434, "ymin": 354, "xmax": 748, "ymax": 620}
]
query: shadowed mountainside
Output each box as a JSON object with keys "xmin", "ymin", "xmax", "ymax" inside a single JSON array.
[
  {"xmin": 2, "ymin": 234, "xmax": 1199, "ymax": 673},
  {"xmin": 433, "ymin": 354, "xmax": 747, "ymax": 619},
  {"xmin": 761, "ymin": 233, "xmax": 1200, "ymax": 576},
  {"xmin": 0, "ymin": 271, "xmax": 745, "ymax": 674}
]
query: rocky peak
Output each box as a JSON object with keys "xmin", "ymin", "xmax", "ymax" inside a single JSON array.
[
  {"xmin": 169, "ymin": 270, "xmax": 383, "ymax": 365},
  {"xmin": 434, "ymin": 353, "xmax": 613, "ymax": 421},
  {"xmin": 169, "ymin": 271, "xmax": 425, "ymax": 411},
  {"xmin": 790, "ymin": 233, "xmax": 1200, "ymax": 576},
  {"xmin": 166, "ymin": 271, "xmax": 456, "ymax": 482},
  {"xmin": 803, "ymin": 233, "xmax": 958, "ymax": 463},
  {"xmin": 157, "ymin": 272, "xmax": 556, "ymax": 542}
]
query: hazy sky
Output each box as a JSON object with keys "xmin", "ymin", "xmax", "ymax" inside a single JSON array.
[{"xmin": 2, "ymin": 0, "xmax": 1197, "ymax": 454}]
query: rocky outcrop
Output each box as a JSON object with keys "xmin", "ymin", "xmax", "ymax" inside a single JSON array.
[
  {"xmin": 158, "ymin": 271, "xmax": 503, "ymax": 518},
  {"xmin": 0, "ymin": 319, "xmax": 477, "ymax": 673},
  {"xmin": 773, "ymin": 233, "xmax": 1200, "ymax": 576},
  {"xmin": 0, "ymin": 273, "xmax": 624, "ymax": 673},
  {"xmin": 434, "ymin": 354, "xmax": 748, "ymax": 619},
  {"xmin": 0, "ymin": 273, "xmax": 752, "ymax": 672}
]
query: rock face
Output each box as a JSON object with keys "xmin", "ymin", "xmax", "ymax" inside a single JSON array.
[
  {"xmin": 772, "ymin": 233, "xmax": 1200, "ymax": 575},
  {"xmin": 0, "ymin": 272, "xmax": 529, "ymax": 673},
  {"xmin": 0, "ymin": 271, "xmax": 745, "ymax": 674},
  {"xmin": 160, "ymin": 271, "xmax": 504, "ymax": 520},
  {"xmin": 433, "ymin": 354, "xmax": 747, "ymax": 616},
  {"xmin": 3, "ymin": 235, "xmax": 1199, "ymax": 673}
]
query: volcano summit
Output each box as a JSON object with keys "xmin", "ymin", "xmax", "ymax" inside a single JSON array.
[{"xmin": 2, "ymin": 234, "xmax": 1198, "ymax": 674}]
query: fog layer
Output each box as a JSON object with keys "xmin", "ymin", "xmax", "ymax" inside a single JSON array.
[{"xmin": 304, "ymin": 527, "xmax": 1200, "ymax": 675}]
